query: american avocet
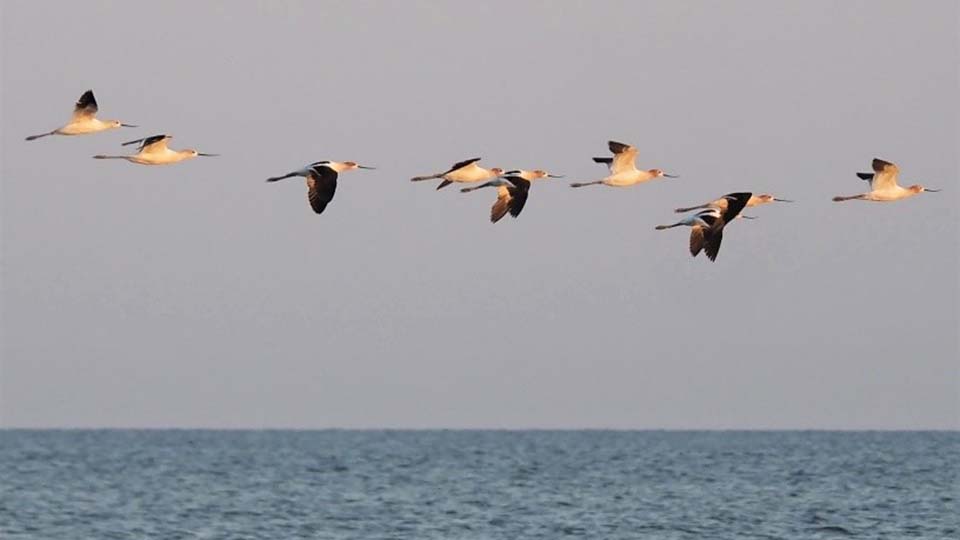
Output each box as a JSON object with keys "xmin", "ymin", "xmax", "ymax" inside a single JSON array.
[
  {"xmin": 411, "ymin": 158, "xmax": 504, "ymax": 190},
  {"xmin": 26, "ymin": 90, "xmax": 136, "ymax": 141},
  {"xmin": 93, "ymin": 135, "xmax": 218, "ymax": 165},
  {"xmin": 656, "ymin": 192, "xmax": 752, "ymax": 261},
  {"xmin": 266, "ymin": 161, "xmax": 374, "ymax": 215},
  {"xmin": 833, "ymin": 158, "xmax": 940, "ymax": 202},
  {"xmin": 675, "ymin": 193, "xmax": 793, "ymax": 213},
  {"xmin": 570, "ymin": 141, "xmax": 677, "ymax": 188},
  {"xmin": 460, "ymin": 169, "xmax": 562, "ymax": 223}
]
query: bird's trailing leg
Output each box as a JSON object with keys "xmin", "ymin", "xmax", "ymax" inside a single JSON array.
[
  {"xmin": 674, "ymin": 203, "xmax": 709, "ymax": 213},
  {"xmin": 569, "ymin": 180, "xmax": 604, "ymax": 188},
  {"xmin": 25, "ymin": 130, "xmax": 57, "ymax": 141},
  {"xmin": 832, "ymin": 194, "xmax": 866, "ymax": 202}
]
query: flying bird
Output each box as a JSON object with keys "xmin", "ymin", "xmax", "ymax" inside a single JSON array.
[
  {"xmin": 411, "ymin": 158, "xmax": 504, "ymax": 190},
  {"xmin": 93, "ymin": 135, "xmax": 218, "ymax": 165},
  {"xmin": 675, "ymin": 193, "xmax": 793, "ymax": 213},
  {"xmin": 25, "ymin": 90, "xmax": 136, "ymax": 141},
  {"xmin": 266, "ymin": 161, "xmax": 374, "ymax": 215},
  {"xmin": 656, "ymin": 192, "xmax": 752, "ymax": 261},
  {"xmin": 570, "ymin": 141, "xmax": 677, "ymax": 188},
  {"xmin": 833, "ymin": 158, "xmax": 940, "ymax": 202},
  {"xmin": 460, "ymin": 169, "xmax": 562, "ymax": 223}
]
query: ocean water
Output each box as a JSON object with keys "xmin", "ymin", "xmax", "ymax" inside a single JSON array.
[{"xmin": 1, "ymin": 430, "xmax": 956, "ymax": 539}]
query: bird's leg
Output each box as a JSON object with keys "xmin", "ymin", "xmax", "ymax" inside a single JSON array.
[
  {"xmin": 569, "ymin": 180, "xmax": 604, "ymax": 188},
  {"xmin": 674, "ymin": 203, "xmax": 708, "ymax": 213},
  {"xmin": 832, "ymin": 194, "xmax": 866, "ymax": 202}
]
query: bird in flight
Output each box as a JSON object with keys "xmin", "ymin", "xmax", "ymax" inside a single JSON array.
[
  {"xmin": 411, "ymin": 158, "xmax": 504, "ymax": 190},
  {"xmin": 570, "ymin": 141, "xmax": 677, "ymax": 188},
  {"xmin": 657, "ymin": 192, "xmax": 753, "ymax": 261},
  {"xmin": 460, "ymin": 169, "xmax": 562, "ymax": 223},
  {"xmin": 93, "ymin": 134, "xmax": 218, "ymax": 165},
  {"xmin": 26, "ymin": 90, "xmax": 137, "ymax": 141},
  {"xmin": 266, "ymin": 161, "xmax": 375, "ymax": 215},
  {"xmin": 833, "ymin": 158, "xmax": 940, "ymax": 202}
]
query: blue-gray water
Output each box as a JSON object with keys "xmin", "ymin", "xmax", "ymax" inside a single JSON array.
[{"xmin": 1, "ymin": 430, "xmax": 956, "ymax": 539}]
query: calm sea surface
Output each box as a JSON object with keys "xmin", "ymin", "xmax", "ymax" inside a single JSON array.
[{"xmin": 1, "ymin": 430, "xmax": 956, "ymax": 539}]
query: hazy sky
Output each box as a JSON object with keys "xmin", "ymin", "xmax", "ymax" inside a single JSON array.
[{"xmin": 1, "ymin": 1, "xmax": 957, "ymax": 429}]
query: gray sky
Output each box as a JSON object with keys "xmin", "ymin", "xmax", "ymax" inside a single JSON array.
[{"xmin": 1, "ymin": 1, "xmax": 957, "ymax": 429}]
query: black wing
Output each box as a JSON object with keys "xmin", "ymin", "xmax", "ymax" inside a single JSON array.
[
  {"xmin": 856, "ymin": 172, "xmax": 874, "ymax": 181},
  {"xmin": 592, "ymin": 157, "xmax": 613, "ymax": 165},
  {"xmin": 306, "ymin": 166, "xmax": 339, "ymax": 214},
  {"xmin": 74, "ymin": 90, "xmax": 98, "ymax": 115},
  {"xmin": 444, "ymin": 157, "xmax": 482, "ymax": 174},
  {"xmin": 703, "ymin": 228, "xmax": 724, "ymax": 262},
  {"xmin": 608, "ymin": 141, "xmax": 631, "ymax": 155},
  {"xmin": 872, "ymin": 158, "xmax": 895, "ymax": 173},
  {"xmin": 718, "ymin": 192, "xmax": 752, "ymax": 222},
  {"xmin": 500, "ymin": 176, "xmax": 532, "ymax": 218},
  {"xmin": 689, "ymin": 226, "xmax": 705, "ymax": 257},
  {"xmin": 122, "ymin": 134, "xmax": 167, "ymax": 150}
]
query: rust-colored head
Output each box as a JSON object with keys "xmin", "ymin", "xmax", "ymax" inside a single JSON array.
[
  {"xmin": 490, "ymin": 167, "xmax": 505, "ymax": 176},
  {"xmin": 650, "ymin": 169, "xmax": 680, "ymax": 179}
]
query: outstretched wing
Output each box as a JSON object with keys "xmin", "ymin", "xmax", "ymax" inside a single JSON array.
[
  {"xmin": 718, "ymin": 192, "xmax": 752, "ymax": 222},
  {"xmin": 703, "ymin": 228, "xmax": 724, "ymax": 262},
  {"xmin": 445, "ymin": 157, "xmax": 482, "ymax": 174},
  {"xmin": 72, "ymin": 90, "xmax": 98, "ymax": 120},
  {"xmin": 123, "ymin": 134, "xmax": 170, "ymax": 153},
  {"xmin": 869, "ymin": 158, "xmax": 899, "ymax": 191},
  {"xmin": 592, "ymin": 157, "xmax": 614, "ymax": 171},
  {"xmin": 607, "ymin": 141, "xmax": 638, "ymax": 174},
  {"xmin": 306, "ymin": 165, "xmax": 339, "ymax": 214}
]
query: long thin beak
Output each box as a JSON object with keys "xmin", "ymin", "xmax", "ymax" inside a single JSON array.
[
  {"xmin": 774, "ymin": 198, "xmax": 794, "ymax": 202},
  {"xmin": 198, "ymin": 153, "xmax": 219, "ymax": 157},
  {"xmin": 925, "ymin": 188, "xmax": 941, "ymax": 192},
  {"xmin": 547, "ymin": 174, "xmax": 564, "ymax": 178},
  {"xmin": 357, "ymin": 165, "xmax": 376, "ymax": 170},
  {"xmin": 663, "ymin": 174, "xmax": 680, "ymax": 178},
  {"xmin": 120, "ymin": 123, "xmax": 138, "ymax": 128}
]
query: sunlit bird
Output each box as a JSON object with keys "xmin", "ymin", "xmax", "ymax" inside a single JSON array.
[
  {"xmin": 570, "ymin": 141, "xmax": 677, "ymax": 188},
  {"xmin": 675, "ymin": 193, "xmax": 793, "ymax": 213},
  {"xmin": 656, "ymin": 192, "xmax": 752, "ymax": 261},
  {"xmin": 460, "ymin": 169, "xmax": 562, "ymax": 223},
  {"xmin": 266, "ymin": 161, "xmax": 374, "ymax": 215},
  {"xmin": 411, "ymin": 158, "xmax": 504, "ymax": 190},
  {"xmin": 833, "ymin": 158, "xmax": 940, "ymax": 202},
  {"xmin": 25, "ymin": 90, "xmax": 136, "ymax": 141},
  {"xmin": 93, "ymin": 134, "xmax": 218, "ymax": 165}
]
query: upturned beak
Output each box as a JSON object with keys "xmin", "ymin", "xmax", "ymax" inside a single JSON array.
[
  {"xmin": 663, "ymin": 173, "xmax": 680, "ymax": 178},
  {"xmin": 547, "ymin": 174, "xmax": 564, "ymax": 178},
  {"xmin": 198, "ymin": 153, "xmax": 219, "ymax": 157},
  {"xmin": 925, "ymin": 188, "xmax": 941, "ymax": 192},
  {"xmin": 774, "ymin": 198, "xmax": 794, "ymax": 202},
  {"xmin": 120, "ymin": 123, "xmax": 138, "ymax": 128},
  {"xmin": 357, "ymin": 165, "xmax": 376, "ymax": 170}
]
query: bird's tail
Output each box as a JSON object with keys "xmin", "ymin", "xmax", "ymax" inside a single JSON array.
[
  {"xmin": 569, "ymin": 180, "xmax": 603, "ymax": 188},
  {"xmin": 411, "ymin": 173, "xmax": 442, "ymax": 182},
  {"xmin": 92, "ymin": 155, "xmax": 127, "ymax": 160},
  {"xmin": 674, "ymin": 204, "xmax": 707, "ymax": 213},
  {"xmin": 25, "ymin": 131, "xmax": 56, "ymax": 141}
]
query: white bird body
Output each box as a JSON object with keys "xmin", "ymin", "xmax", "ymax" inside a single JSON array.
[
  {"xmin": 412, "ymin": 158, "xmax": 504, "ymax": 190},
  {"xmin": 570, "ymin": 141, "xmax": 677, "ymax": 188},
  {"xmin": 26, "ymin": 90, "xmax": 136, "ymax": 141},
  {"xmin": 93, "ymin": 134, "xmax": 217, "ymax": 165},
  {"xmin": 833, "ymin": 158, "xmax": 939, "ymax": 202}
]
